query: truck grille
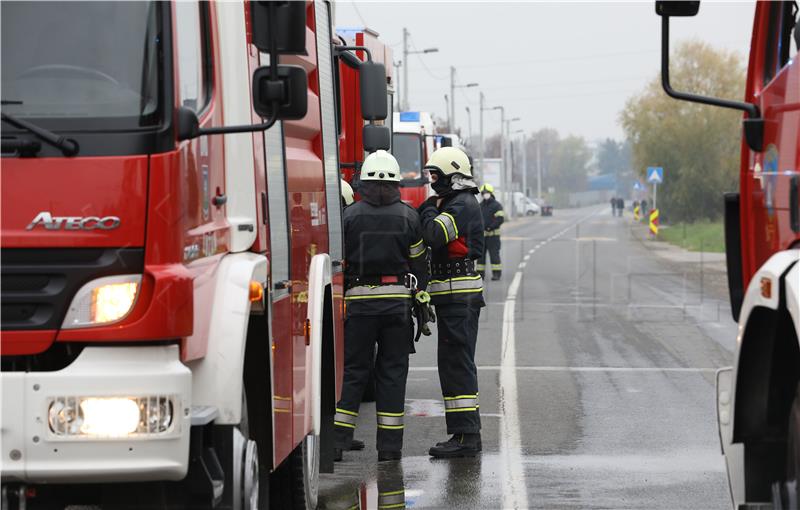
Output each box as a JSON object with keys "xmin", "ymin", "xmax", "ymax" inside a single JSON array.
[{"xmin": 1, "ymin": 248, "xmax": 144, "ymax": 331}]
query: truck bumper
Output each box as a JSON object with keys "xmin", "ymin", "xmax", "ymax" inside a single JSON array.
[{"xmin": 1, "ymin": 345, "xmax": 192, "ymax": 483}]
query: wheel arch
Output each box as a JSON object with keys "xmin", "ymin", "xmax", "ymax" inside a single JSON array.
[{"xmin": 731, "ymin": 251, "xmax": 800, "ymax": 500}]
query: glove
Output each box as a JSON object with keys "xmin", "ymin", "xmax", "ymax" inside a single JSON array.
[
  {"xmin": 417, "ymin": 196, "xmax": 439, "ymax": 214},
  {"xmin": 415, "ymin": 290, "xmax": 431, "ymax": 304}
]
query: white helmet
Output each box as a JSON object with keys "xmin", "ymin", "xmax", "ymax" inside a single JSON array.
[
  {"xmin": 360, "ymin": 150, "xmax": 401, "ymax": 182},
  {"xmin": 425, "ymin": 146, "xmax": 472, "ymax": 178},
  {"xmin": 341, "ymin": 179, "xmax": 354, "ymax": 206}
]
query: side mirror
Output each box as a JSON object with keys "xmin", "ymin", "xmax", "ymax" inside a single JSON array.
[
  {"xmin": 252, "ymin": 65, "xmax": 308, "ymax": 120},
  {"xmin": 251, "ymin": 1, "xmax": 307, "ymax": 55},
  {"xmin": 177, "ymin": 106, "xmax": 200, "ymax": 141},
  {"xmin": 363, "ymin": 125, "xmax": 391, "ymax": 152},
  {"xmin": 439, "ymin": 136, "xmax": 453, "ymax": 148},
  {"xmin": 360, "ymin": 62, "xmax": 388, "ymax": 121},
  {"xmin": 655, "ymin": 1, "xmax": 700, "ymax": 17}
]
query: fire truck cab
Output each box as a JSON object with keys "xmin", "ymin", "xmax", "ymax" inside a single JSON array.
[
  {"xmin": 393, "ymin": 111, "xmax": 437, "ymax": 208},
  {"xmin": 0, "ymin": 1, "xmax": 388, "ymax": 508},
  {"xmin": 657, "ymin": 2, "xmax": 799, "ymax": 507}
]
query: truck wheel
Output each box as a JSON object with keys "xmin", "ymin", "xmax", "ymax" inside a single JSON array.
[
  {"xmin": 784, "ymin": 385, "xmax": 800, "ymax": 508},
  {"xmin": 236, "ymin": 392, "xmax": 266, "ymax": 510},
  {"xmin": 270, "ymin": 433, "xmax": 320, "ymax": 510}
]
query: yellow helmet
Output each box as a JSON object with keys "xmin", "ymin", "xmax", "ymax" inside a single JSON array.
[
  {"xmin": 341, "ymin": 179, "xmax": 354, "ymax": 206},
  {"xmin": 480, "ymin": 183, "xmax": 494, "ymax": 193},
  {"xmin": 360, "ymin": 150, "xmax": 400, "ymax": 182},
  {"xmin": 424, "ymin": 147, "xmax": 472, "ymax": 178}
]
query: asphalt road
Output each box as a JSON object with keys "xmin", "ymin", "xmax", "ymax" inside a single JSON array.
[{"xmin": 319, "ymin": 204, "xmax": 738, "ymax": 510}]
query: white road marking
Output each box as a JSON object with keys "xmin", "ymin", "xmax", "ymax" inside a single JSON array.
[
  {"xmin": 410, "ymin": 366, "xmax": 718, "ymax": 373},
  {"xmin": 497, "ymin": 208, "xmax": 601, "ymax": 509}
]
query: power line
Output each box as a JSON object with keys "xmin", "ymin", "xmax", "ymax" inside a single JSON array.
[
  {"xmin": 350, "ymin": 2, "xmax": 368, "ymax": 27},
  {"xmin": 409, "ymin": 35, "xmax": 448, "ymax": 81}
]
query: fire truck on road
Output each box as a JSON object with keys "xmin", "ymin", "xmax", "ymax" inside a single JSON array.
[
  {"xmin": 0, "ymin": 1, "xmax": 388, "ymax": 509},
  {"xmin": 656, "ymin": 2, "xmax": 799, "ymax": 507}
]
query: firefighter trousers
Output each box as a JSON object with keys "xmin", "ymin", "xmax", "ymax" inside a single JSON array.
[
  {"xmin": 478, "ymin": 235, "xmax": 502, "ymax": 276},
  {"xmin": 436, "ymin": 302, "xmax": 482, "ymax": 434},
  {"xmin": 334, "ymin": 312, "xmax": 412, "ymax": 452}
]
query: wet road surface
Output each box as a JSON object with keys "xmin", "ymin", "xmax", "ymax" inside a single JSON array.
[{"xmin": 319, "ymin": 205, "xmax": 736, "ymax": 509}]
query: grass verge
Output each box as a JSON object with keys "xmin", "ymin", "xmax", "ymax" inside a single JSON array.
[{"xmin": 659, "ymin": 221, "xmax": 725, "ymax": 253}]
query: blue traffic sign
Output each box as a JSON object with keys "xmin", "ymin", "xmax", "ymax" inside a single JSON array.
[
  {"xmin": 646, "ymin": 166, "xmax": 663, "ymax": 184},
  {"xmin": 633, "ymin": 181, "xmax": 645, "ymax": 191}
]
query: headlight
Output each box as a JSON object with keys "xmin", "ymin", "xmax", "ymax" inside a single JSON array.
[
  {"xmin": 61, "ymin": 275, "xmax": 141, "ymax": 328},
  {"xmin": 48, "ymin": 396, "xmax": 174, "ymax": 438}
]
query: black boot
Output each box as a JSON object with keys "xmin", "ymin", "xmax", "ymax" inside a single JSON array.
[
  {"xmin": 334, "ymin": 448, "xmax": 343, "ymax": 462},
  {"xmin": 349, "ymin": 438, "xmax": 365, "ymax": 451},
  {"xmin": 429, "ymin": 433, "xmax": 481, "ymax": 458},
  {"xmin": 491, "ymin": 272, "xmax": 501, "ymax": 281},
  {"xmin": 435, "ymin": 434, "xmax": 482, "ymax": 451},
  {"xmin": 378, "ymin": 450, "xmax": 402, "ymax": 462}
]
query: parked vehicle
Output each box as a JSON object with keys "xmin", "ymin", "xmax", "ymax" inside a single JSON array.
[
  {"xmin": 0, "ymin": 2, "xmax": 388, "ymax": 508},
  {"xmin": 656, "ymin": 2, "xmax": 799, "ymax": 507}
]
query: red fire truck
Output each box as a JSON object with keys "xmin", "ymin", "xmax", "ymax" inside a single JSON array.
[
  {"xmin": 657, "ymin": 2, "xmax": 799, "ymax": 507},
  {"xmin": 335, "ymin": 27, "xmax": 395, "ymax": 194},
  {"xmin": 0, "ymin": 1, "xmax": 387, "ymax": 508}
]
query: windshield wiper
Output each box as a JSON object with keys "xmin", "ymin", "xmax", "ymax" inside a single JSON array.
[{"xmin": 1, "ymin": 100, "xmax": 79, "ymax": 157}]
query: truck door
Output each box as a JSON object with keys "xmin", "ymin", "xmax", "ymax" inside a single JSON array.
[{"xmin": 746, "ymin": 1, "xmax": 799, "ymax": 276}]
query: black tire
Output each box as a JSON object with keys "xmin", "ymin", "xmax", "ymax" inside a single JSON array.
[
  {"xmin": 526, "ymin": 210, "xmax": 535, "ymax": 216},
  {"xmin": 785, "ymin": 384, "xmax": 800, "ymax": 507},
  {"xmin": 270, "ymin": 434, "xmax": 320, "ymax": 510}
]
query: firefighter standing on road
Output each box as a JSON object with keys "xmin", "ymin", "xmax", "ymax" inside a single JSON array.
[
  {"xmin": 478, "ymin": 183, "xmax": 504, "ymax": 280},
  {"xmin": 417, "ymin": 147, "xmax": 485, "ymax": 458},
  {"xmin": 334, "ymin": 150, "xmax": 428, "ymax": 462}
]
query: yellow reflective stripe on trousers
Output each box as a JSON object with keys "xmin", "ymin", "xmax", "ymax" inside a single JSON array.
[
  {"xmin": 334, "ymin": 408, "xmax": 358, "ymax": 428},
  {"xmin": 434, "ymin": 212, "xmax": 457, "ymax": 242},
  {"xmin": 345, "ymin": 285, "xmax": 412, "ymax": 300},
  {"xmin": 444, "ymin": 394, "xmax": 479, "ymax": 412},
  {"xmin": 409, "ymin": 238, "xmax": 426, "ymax": 258},
  {"xmin": 377, "ymin": 411, "xmax": 404, "ymax": 429},
  {"xmin": 378, "ymin": 490, "xmax": 406, "ymax": 509},
  {"xmin": 428, "ymin": 275, "xmax": 483, "ymax": 296},
  {"xmin": 485, "ymin": 229, "xmax": 501, "ymax": 236}
]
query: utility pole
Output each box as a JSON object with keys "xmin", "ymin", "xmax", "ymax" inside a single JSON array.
[
  {"xmin": 450, "ymin": 66, "xmax": 455, "ymax": 133},
  {"xmin": 479, "ymin": 92, "xmax": 484, "ymax": 179},
  {"xmin": 465, "ymin": 106, "xmax": 472, "ymax": 146},
  {"xmin": 444, "ymin": 94, "xmax": 450, "ymax": 129},
  {"xmin": 402, "ymin": 27, "xmax": 408, "ymax": 111},
  {"xmin": 536, "ymin": 137, "xmax": 542, "ymax": 200},
  {"xmin": 401, "ymin": 29, "xmax": 438, "ymax": 111},
  {"xmin": 393, "ymin": 60, "xmax": 402, "ymax": 112}
]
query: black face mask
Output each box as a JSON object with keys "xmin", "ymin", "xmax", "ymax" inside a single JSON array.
[{"xmin": 431, "ymin": 174, "xmax": 451, "ymax": 195}]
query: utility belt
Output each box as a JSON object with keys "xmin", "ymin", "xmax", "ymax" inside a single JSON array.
[
  {"xmin": 344, "ymin": 274, "xmax": 416, "ymax": 301},
  {"xmin": 484, "ymin": 229, "xmax": 501, "ymax": 237},
  {"xmin": 430, "ymin": 259, "xmax": 477, "ymax": 279},
  {"xmin": 345, "ymin": 274, "xmax": 412, "ymax": 289}
]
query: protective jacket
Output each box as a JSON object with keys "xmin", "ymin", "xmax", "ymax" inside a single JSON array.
[
  {"xmin": 418, "ymin": 190, "xmax": 485, "ymax": 306},
  {"xmin": 480, "ymin": 195, "xmax": 504, "ymax": 236},
  {"xmin": 343, "ymin": 183, "xmax": 427, "ymax": 316}
]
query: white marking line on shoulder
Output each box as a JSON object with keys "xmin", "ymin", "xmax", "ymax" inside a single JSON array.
[{"xmin": 409, "ymin": 366, "xmax": 718, "ymax": 373}]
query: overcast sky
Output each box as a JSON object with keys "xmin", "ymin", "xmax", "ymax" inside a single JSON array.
[{"xmin": 333, "ymin": 1, "xmax": 755, "ymax": 143}]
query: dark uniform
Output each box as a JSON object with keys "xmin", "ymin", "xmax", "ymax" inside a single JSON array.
[
  {"xmin": 478, "ymin": 194, "xmax": 504, "ymax": 279},
  {"xmin": 334, "ymin": 183, "xmax": 427, "ymax": 455},
  {"xmin": 418, "ymin": 190, "xmax": 485, "ymax": 441}
]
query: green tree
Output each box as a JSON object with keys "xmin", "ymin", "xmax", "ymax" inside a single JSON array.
[{"xmin": 620, "ymin": 41, "xmax": 745, "ymax": 222}]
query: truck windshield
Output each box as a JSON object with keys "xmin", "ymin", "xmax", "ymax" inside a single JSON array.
[
  {"xmin": 392, "ymin": 133, "xmax": 424, "ymax": 180},
  {"xmin": 1, "ymin": 1, "xmax": 162, "ymax": 129}
]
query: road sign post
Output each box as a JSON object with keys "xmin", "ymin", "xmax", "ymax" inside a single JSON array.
[{"xmin": 646, "ymin": 166, "xmax": 663, "ymax": 212}]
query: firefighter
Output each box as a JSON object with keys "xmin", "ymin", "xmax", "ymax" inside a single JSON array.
[
  {"xmin": 417, "ymin": 147, "xmax": 485, "ymax": 458},
  {"xmin": 334, "ymin": 150, "xmax": 428, "ymax": 462},
  {"xmin": 477, "ymin": 183, "xmax": 504, "ymax": 280}
]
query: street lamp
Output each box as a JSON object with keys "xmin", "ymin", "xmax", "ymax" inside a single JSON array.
[
  {"xmin": 402, "ymin": 28, "xmax": 438, "ymax": 110},
  {"xmin": 514, "ymin": 129, "xmax": 528, "ymax": 201},
  {"xmin": 449, "ymin": 69, "xmax": 479, "ymax": 132}
]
